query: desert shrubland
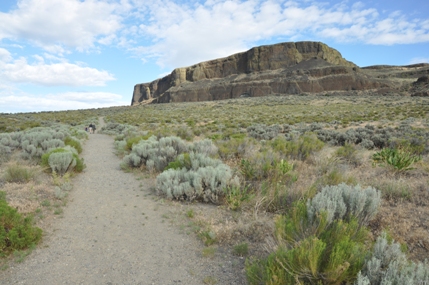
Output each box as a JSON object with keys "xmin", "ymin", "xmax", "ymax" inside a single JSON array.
[{"xmin": 1, "ymin": 95, "xmax": 429, "ymax": 282}]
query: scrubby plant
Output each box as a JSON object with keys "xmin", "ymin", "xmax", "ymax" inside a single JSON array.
[
  {"xmin": 190, "ymin": 139, "xmax": 218, "ymax": 157},
  {"xmin": 99, "ymin": 122, "xmax": 139, "ymax": 137},
  {"xmin": 125, "ymin": 134, "xmax": 152, "ymax": 151},
  {"xmin": 0, "ymin": 195, "xmax": 42, "ymax": 255},
  {"xmin": 233, "ymin": 242, "xmax": 249, "ymax": 256},
  {"xmin": 372, "ymin": 180, "xmax": 412, "ymax": 201},
  {"xmin": 0, "ymin": 145, "xmax": 11, "ymax": 164},
  {"xmin": 313, "ymin": 168, "xmax": 357, "ymax": 192},
  {"xmin": 48, "ymin": 152, "xmax": 76, "ymax": 175},
  {"xmin": 216, "ymin": 137, "xmax": 252, "ymax": 159},
  {"xmin": 9, "ymin": 125, "xmax": 81, "ymax": 161},
  {"xmin": 247, "ymin": 124, "xmax": 283, "ymax": 140},
  {"xmin": 307, "ymin": 183, "xmax": 381, "ymax": 227},
  {"xmin": 176, "ymin": 126, "xmax": 194, "ymax": 141},
  {"xmin": 41, "ymin": 147, "xmax": 85, "ymax": 175},
  {"xmin": 271, "ymin": 133, "xmax": 324, "ymax": 160},
  {"xmin": 156, "ymin": 152, "xmax": 234, "ymax": 203},
  {"xmin": 335, "ymin": 143, "xmax": 360, "ymax": 166},
  {"xmin": 316, "ymin": 126, "xmax": 392, "ymax": 149},
  {"xmin": 247, "ymin": 201, "xmax": 370, "ymax": 285},
  {"xmin": 54, "ymin": 186, "xmax": 66, "ymax": 199},
  {"xmin": 164, "ymin": 153, "xmax": 192, "ymax": 171},
  {"xmin": 71, "ymin": 129, "xmax": 88, "ymax": 140},
  {"xmin": 122, "ymin": 136, "xmax": 188, "ymax": 172},
  {"xmin": 372, "ymin": 148, "xmax": 421, "ymax": 173},
  {"xmin": 223, "ymin": 185, "xmax": 254, "ymax": 211},
  {"xmin": 246, "ymin": 183, "xmax": 381, "ymax": 284},
  {"xmin": 3, "ymin": 164, "xmax": 35, "ymax": 183},
  {"xmin": 64, "ymin": 136, "xmax": 82, "ymax": 154},
  {"xmin": 355, "ymin": 233, "xmax": 429, "ymax": 285}
]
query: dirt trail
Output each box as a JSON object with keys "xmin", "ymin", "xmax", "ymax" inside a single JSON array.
[{"xmin": 1, "ymin": 118, "xmax": 246, "ymax": 285}]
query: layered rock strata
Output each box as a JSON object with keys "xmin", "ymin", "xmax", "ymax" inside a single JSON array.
[{"xmin": 131, "ymin": 41, "xmax": 387, "ymax": 105}]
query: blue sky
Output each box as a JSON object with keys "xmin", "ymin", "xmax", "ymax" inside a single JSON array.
[{"xmin": 0, "ymin": 0, "xmax": 428, "ymax": 113}]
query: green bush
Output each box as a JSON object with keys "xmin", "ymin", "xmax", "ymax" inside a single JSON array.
[
  {"xmin": 240, "ymin": 154, "xmax": 295, "ymax": 184},
  {"xmin": 372, "ymin": 148, "xmax": 421, "ymax": 172},
  {"xmin": 64, "ymin": 136, "xmax": 82, "ymax": 153},
  {"xmin": 223, "ymin": 185, "xmax": 254, "ymax": 211},
  {"xmin": 233, "ymin": 242, "xmax": 249, "ymax": 256},
  {"xmin": 246, "ymin": 184, "xmax": 381, "ymax": 284},
  {"xmin": 0, "ymin": 198, "xmax": 42, "ymax": 255},
  {"xmin": 176, "ymin": 127, "xmax": 194, "ymax": 141},
  {"xmin": 164, "ymin": 153, "xmax": 191, "ymax": 171},
  {"xmin": 271, "ymin": 133, "xmax": 324, "ymax": 160},
  {"xmin": 240, "ymin": 150, "xmax": 280, "ymax": 181},
  {"xmin": 336, "ymin": 143, "xmax": 359, "ymax": 166},
  {"xmin": 125, "ymin": 134, "xmax": 152, "ymax": 151},
  {"xmin": 247, "ymin": 201, "xmax": 370, "ymax": 285},
  {"xmin": 3, "ymin": 164, "xmax": 35, "ymax": 183},
  {"xmin": 312, "ymin": 168, "xmax": 358, "ymax": 192}
]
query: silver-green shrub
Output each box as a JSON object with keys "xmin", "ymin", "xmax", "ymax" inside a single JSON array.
[
  {"xmin": 41, "ymin": 139, "xmax": 64, "ymax": 152},
  {"xmin": 100, "ymin": 122, "xmax": 138, "ymax": 137},
  {"xmin": 114, "ymin": 139, "xmax": 127, "ymax": 155},
  {"xmin": 54, "ymin": 186, "xmax": 66, "ymax": 199},
  {"xmin": 307, "ymin": 183, "xmax": 381, "ymax": 226},
  {"xmin": 122, "ymin": 136, "xmax": 188, "ymax": 171},
  {"xmin": 48, "ymin": 152, "xmax": 76, "ymax": 175},
  {"xmin": 157, "ymin": 159, "xmax": 233, "ymax": 203},
  {"xmin": 355, "ymin": 233, "xmax": 429, "ymax": 285},
  {"xmin": 190, "ymin": 139, "xmax": 218, "ymax": 157},
  {"xmin": 0, "ymin": 145, "xmax": 12, "ymax": 164},
  {"xmin": 73, "ymin": 129, "xmax": 88, "ymax": 140},
  {"xmin": 247, "ymin": 124, "xmax": 282, "ymax": 140}
]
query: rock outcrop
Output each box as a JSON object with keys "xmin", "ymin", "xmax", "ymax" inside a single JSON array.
[
  {"xmin": 411, "ymin": 76, "xmax": 429, "ymax": 97},
  {"xmin": 131, "ymin": 41, "xmax": 390, "ymax": 105}
]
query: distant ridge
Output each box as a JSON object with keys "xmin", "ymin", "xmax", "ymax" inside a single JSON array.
[{"xmin": 131, "ymin": 41, "xmax": 429, "ymax": 105}]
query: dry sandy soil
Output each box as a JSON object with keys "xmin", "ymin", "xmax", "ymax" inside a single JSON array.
[{"xmin": 0, "ymin": 118, "xmax": 247, "ymax": 285}]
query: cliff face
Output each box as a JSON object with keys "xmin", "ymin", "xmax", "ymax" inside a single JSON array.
[{"xmin": 131, "ymin": 41, "xmax": 387, "ymax": 105}]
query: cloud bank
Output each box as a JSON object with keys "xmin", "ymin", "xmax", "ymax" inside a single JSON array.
[
  {"xmin": 0, "ymin": 91, "xmax": 128, "ymax": 113},
  {"xmin": 131, "ymin": 0, "xmax": 429, "ymax": 69}
]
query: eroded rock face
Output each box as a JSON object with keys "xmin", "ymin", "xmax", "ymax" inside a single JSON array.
[{"xmin": 131, "ymin": 41, "xmax": 387, "ymax": 105}]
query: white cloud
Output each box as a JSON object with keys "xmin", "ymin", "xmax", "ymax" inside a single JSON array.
[
  {"xmin": 0, "ymin": 47, "xmax": 12, "ymax": 62},
  {"xmin": 130, "ymin": 0, "xmax": 429, "ymax": 69},
  {"xmin": 409, "ymin": 57, "xmax": 429, "ymax": 64},
  {"xmin": 0, "ymin": 91, "xmax": 129, "ymax": 113},
  {"xmin": 49, "ymin": 92, "xmax": 124, "ymax": 103},
  {"xmin": 0, "ymin": 0, "xmax": 126, "ymax": 53},
  {"xmin": 0, "ymin": 51, "xmax": 115, "ymax": 87}
]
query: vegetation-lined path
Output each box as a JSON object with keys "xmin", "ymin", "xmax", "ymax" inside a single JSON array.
[{"xmin": 1, "ymin": 118, "xmax": 246, "ymax": 285}]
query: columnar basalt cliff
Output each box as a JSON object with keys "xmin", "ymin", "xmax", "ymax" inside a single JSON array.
[{"xmin": 131, "ymin": 41, "xmax": 391, "ymax": 105}]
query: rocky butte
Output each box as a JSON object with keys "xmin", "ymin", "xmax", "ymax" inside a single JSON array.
[{"xmin": 131, "ymin": 41, "xmax": 429, "ymax": 106}]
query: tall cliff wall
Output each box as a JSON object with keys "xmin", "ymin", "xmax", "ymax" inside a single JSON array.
[{"xmin": 132, "ymin": 41, "xmax": 386, "ymax": 105}]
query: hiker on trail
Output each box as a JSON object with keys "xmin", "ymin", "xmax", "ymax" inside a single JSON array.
[{"xmin": 89, "ymin": 123, "xmax": 95, "ymax": 134}]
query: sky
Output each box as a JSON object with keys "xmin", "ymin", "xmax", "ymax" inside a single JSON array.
[{"xmin": 0, "ymin": 0, "xmax": 428, "ymax": 113}]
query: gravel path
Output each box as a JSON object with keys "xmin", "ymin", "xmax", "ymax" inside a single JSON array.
[{"xmin": 1, "ymin": 118, "xmax": 247, "ymax": 285}]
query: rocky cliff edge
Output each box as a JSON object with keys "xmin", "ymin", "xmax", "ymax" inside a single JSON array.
[{"xmin": 131, "ymin": 41, "xmax": 388, "ymax": 105}]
